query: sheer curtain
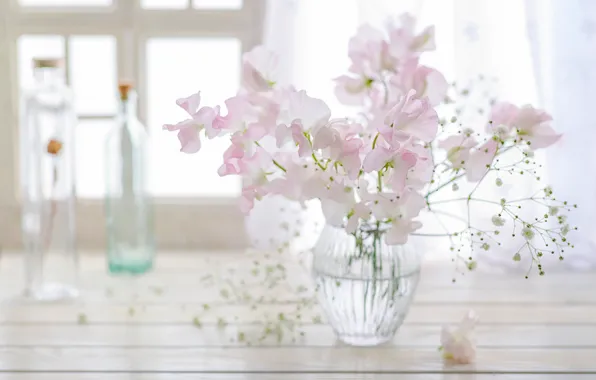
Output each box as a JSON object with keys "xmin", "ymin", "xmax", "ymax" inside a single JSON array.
[{"xmin": 251, "ymin": 0, "xmax": 596, "ymax": 270}]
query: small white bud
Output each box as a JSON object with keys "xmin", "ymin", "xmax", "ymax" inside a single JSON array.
[
  {"xmin": 548, "ymin": 206, "xmax": 558, "ymax": 216},
  {"xmin": 512, "ymin": 252, "xmax": 521, "ymax": 261},
  {"xmin": 452, "ymin": 183, "xmax": 459, "ymax": 191},
  {"xmin": 495, "ymin": 178, "xmax": 503, "ymax": 187}
]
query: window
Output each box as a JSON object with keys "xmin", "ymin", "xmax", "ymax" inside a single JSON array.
[{"xmin": 0, "ymin": 0, "xmax": 266, "ymax": 250}]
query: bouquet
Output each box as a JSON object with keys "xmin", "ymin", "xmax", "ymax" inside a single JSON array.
[{"xmin": 164, "ymin": 13, "xmax": 576, "ymax": 276}]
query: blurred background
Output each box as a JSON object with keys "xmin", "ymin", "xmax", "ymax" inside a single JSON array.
[{"xmin": 0, "ymin": 0, "xmax": 594, "ymax": 270}]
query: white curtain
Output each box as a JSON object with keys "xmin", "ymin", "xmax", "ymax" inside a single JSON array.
[{"xmin": 251, "ymin": 0, "xmax": 596, "ymax": 270}]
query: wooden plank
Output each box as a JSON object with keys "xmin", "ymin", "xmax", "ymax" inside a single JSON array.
[
  {"xmin": 0, "ymin": 303, "xmax": 594, "ymax": 324},
  {"xmin": 0, "ymin": 375, "xmax": 594, "ymax": 380},
  {"xmin": 1, "ymin": 262, "xmax": 594, "ymax": 305},
  {"xmin": 0, "ymin": 347, "xmax": 595, "ymax": 372},
  {"xmin": 0, "ymin": 324, "xmax": 593, "ymax": 347},
  {"xmin": 0, "ymin": 375, "xmax": 593, "ymax": 380}
]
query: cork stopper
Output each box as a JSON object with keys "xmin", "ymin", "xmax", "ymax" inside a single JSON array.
[
  {"xmin": 46, "ymin": 139, "xmax": 63, "ymax": 155},
  {"xmin": 118, "ymin": 81, "xmax": 134, "ymax": 101},
  {"xmin": 33, "ymin": 58, "xmax": 63, "ymax": 69}
]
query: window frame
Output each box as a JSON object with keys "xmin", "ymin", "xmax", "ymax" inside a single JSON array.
[{"xmin": 0, "ymin": 0, "xmax": 266, "ymax": 250}]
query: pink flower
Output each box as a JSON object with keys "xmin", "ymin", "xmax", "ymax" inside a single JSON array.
[
  {"xmin": 363, "ymin": 143, "xmax": 418, "ymax": 192},
  {"xmin": 487, "ymin": 102, "xmax": 519, "ymax": 135},
  {"xmin": 380, "ymin": 89, "xmax": 439, "ymax": 144},
  {"xmin": 465, "ymin": 139, "xmax": 498, "ymax": 181},
  {"xmin": 334, "ymin": 75, "xmax": 372, "ymax": 106},
  {"xmin": 313, "ymin": 123, "xmax": 364, "ymax": 180},
  {"xmin": 217, "ymin": 134, "xmax": 246, "ymax": 177},
  {"xmin": 347, "ymin": 25, "xmax": 391, "ymax": 77},
  {"xmin": 241, "ymin": 46, "xmax": 279, "ymax": 93},
  {"xmin": 513, "ymin": 105, "xmax": 561, "ymax": 149},
  {"xmin": 163, "ymin": 91, "xmax": 222, "ymax": 153},
  {"xmin": 438, "ymin": 134, "xmax": 478, "ymax": 169},
  {"xmin": 279, "ymin": 90, "xmax": 331, "ymax": 132},
  {"xmin": 387, "ymin": 13, "xmax": 436, "ymax": 60},
  {"xmin": 267, "ymin": 159, "xmax": 326, "ymax": 205},
  {"xmin": 440, "ymin": 310, "xmax": 479, "ymax": 365},
  {"xmin": 234, "ymin": 146, "xmax": 275, "ymax": 214},
  {"xmin": 392, "ymin": 58, "xmax": 448, "ymax": 106}
]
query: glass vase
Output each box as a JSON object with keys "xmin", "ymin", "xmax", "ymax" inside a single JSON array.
[
  {"xmin": 104, "ymin": 82, "xmax": 154, "ymax": 275},
  {"xmin": 312, "ymin": 222, "xmax": 421, "ymax": 346},
  {"xmin": 20, "ymin": 58, "xmax": 79, "ymax": 301}
]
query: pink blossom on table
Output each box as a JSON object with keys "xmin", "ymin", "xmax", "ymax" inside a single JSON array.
[
  {"xmin": 392, "ymin": 58, "xmax": 448, "ymax": 106},
  {"xmin": 440, "ymin": 310, "xmax": 479, "ymax": 365},
  {"xmin": 513, "ymin": 105, "xmax": 561, "ymax": 149},
  {"xmin": 387, "ymin": 13, "xmax": 436, "ymax": 60},
  {"xmin": 465, "ymin": 139, "xmax": 499, "ymax": 182},
  {"xmin": 381, "ymin": 89, "xmax": 439, "ymax": 144},
  {"xmin": 241, "ymin": 46, "xmax": 279, "ymax": 93},
  {"xmin": 438, "ymin": 133, "xmax": 478, "ymax": 169}
]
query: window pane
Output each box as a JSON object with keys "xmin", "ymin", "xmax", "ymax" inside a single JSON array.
[
  {"xmin": 75, "ymin": 119, "xmax": 111, "ymax": 198},
  {"xmin": 192, "ymin": 0, "xmax": 242, "ymax": 9},
  {"xmin": 18, "ymin": 35, "xmax": 65, "ymax": 88},
  {"xmin": 141, "ymin": 0, "xmax": 188, "ymax": 9},
  {"xmin": 19, "ymin": 0, "xmax": 111, "ymax": 6},
  {"xmin": 68, "ymin": 35, "xmax": 117, "ymax": 115},
  {"xmin": 146, "ymin": 38, "xmax": 241, "ymax": 197}
]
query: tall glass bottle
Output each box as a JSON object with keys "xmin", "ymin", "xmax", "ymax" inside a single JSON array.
[
  {"xmin": 20, "ymin": 58, "xmax": 79, "ymax": 301},
  {"xmin": 105, "ymin": 82, "xmax": 154, "ymax": 274}
]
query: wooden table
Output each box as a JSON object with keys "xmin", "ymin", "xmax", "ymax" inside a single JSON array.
[{"xmin": 0, "ymin": 251, "xmax": 594, "ymax": 379}]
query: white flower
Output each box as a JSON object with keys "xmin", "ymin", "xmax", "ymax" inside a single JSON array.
[
  {"xmin": 440, "ymin": 310, "xmax": 478, "ymax": 364},
  {"xmin": 491, "ymin": 215, "xmax": 505, "ymax": 227},
  {"xmin": 522, "ymin": 227, "xmax": 535, "ymax": 240}
]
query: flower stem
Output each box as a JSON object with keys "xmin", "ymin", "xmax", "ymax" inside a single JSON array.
[{"xmin": 272, "ymin": 159, "xmax": 287, "ymax": 173}]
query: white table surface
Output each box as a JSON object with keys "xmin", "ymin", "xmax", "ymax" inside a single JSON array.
[{"xmin": 0, "ymin": 251, "xmax": 594, "ymax": 379}]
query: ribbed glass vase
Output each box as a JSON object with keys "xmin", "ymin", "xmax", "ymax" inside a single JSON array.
[{"xmin": 312, "ymin": 223, "xmax": 421, "ymax": 346}]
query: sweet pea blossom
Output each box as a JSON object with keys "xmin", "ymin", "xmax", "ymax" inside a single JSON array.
[
  {"xmin": 163, "ymin": 12, "xmax": 564, "ymax": 250},
  {"xmin": 513, "ymin": 105, "xmax": 561, "ymax": 149},
  {"xmin": 163, "ymin": 92, "xmax": 223, "ymax": 153},
  {"xmin": 465, "ymin": 139, "xmax": 498, "ymax": 182},
  {"xmin": 391, "ymin": 58, "xmax": 448, "ymax": 106},
  {"xmin": 440, "ymin": 310, "xmax": 479, "ymax": 365},
  {"xmin": 438, "ymin": 133, "xmax": 478, "ymax": 169},
  {"xmin": 387, "ymin": 13, "xmax": 436, "ymax": 59},
  {"xmin": 379, "ymin": 89, "xmax": 439, "ymax": 144},
  {"xmin": 241, "ymin": 46, "xmax": 279, "ymax": 93}
]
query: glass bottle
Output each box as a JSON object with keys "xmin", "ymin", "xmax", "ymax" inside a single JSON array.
[
  {"xmin": 20, "ymin": 57, "xmax": 79, "ymax": 301},
  {"xmin": 105, "ymin": 82, "xmax": 154, "ymax": 274}
]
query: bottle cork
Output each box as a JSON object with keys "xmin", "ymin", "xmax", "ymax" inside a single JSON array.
[
  {"xmin": 118, "ymin": 81, "xmax": 134, "ymax": 101},
  {"xmin": 33, "ymin": 58, "xmax": 63, "ymax": 69}
]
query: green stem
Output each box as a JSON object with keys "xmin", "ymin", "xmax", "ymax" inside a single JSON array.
[{"xmin": 273, "ymin": 159, "xmax": 287, "ymax": 173}]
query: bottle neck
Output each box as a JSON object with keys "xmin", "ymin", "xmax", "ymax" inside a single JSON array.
[
  {"xmin": 119, "ymin": 95, "xmax": 138, "ymax": 123},
  {"xmin": 33, "ymin": 67, "xmax": 63, "ymax": 86}
]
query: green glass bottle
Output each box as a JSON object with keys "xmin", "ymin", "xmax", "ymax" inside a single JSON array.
[{"xmin": 105, "ymin": 82, "xmax": 154, "ymax": 274}]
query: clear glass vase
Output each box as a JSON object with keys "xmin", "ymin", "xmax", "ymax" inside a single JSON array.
[
  {"xmin": 104, "ymin": 82, "xmax": 154, "ymax": 275},
  {"xmin": 20, "ymin": 58, "xmax": 79, "ymax": 301},
  {"xmin": 312, "ymin": 223, "xmax": 421, "ymax": 346}
]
